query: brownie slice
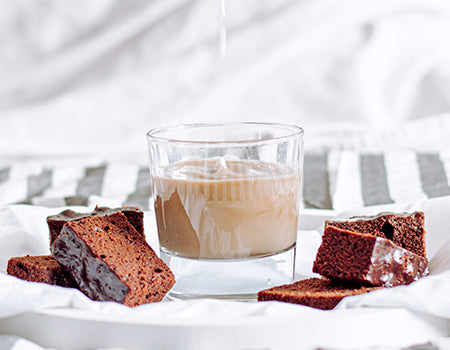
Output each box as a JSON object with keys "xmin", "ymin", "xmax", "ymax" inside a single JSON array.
[
  {"xmin": 51, "ymin": 212, "xmax": 174, "ymax": 306},
  {"xmin": 313, "ymin": 226, "xmax": 428, "ymax": 287},
  {"xmin": 326, "ymin": 212, "xmax": 426, "ymax": 257},
  {"xmin": 47, "ymin": 206, "xmax": 144, "ymax": 244},
  {"xmin": 7, "ymin": 255, "xmax": 78, "ymax": 288},
  {"xmin": 257, "ymin": 277, "xmax": 382, "ymax": 310}
]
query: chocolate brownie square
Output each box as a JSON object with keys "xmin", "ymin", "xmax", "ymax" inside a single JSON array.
[
  {"xmin": 47, "ymin": 206, "xmax": 144, "ymax": 244},
  {"xmin": 326, "ymin": 212, "xmax": 426, "ymax": 257},
  {"xmin": 51, "ymin": 212, "xmax": 174, "ymax": 306},
  {"xmin": 258, "ymin": 277, "xmax": 382, "ymax": 310},
  {"xmin": 7, "ymin": 255, "xmax": 78, "ymax": 288},
  {"xmin": 313, "ymin": 226, "xmax": 428, "ymax": 287}
]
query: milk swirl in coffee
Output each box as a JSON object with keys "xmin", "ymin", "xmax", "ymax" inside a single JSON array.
[{"xmin": 153, "ymin": 157, "xmax": 301, "ymax": 260}]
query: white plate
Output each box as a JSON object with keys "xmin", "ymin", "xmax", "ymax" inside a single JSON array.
[{"xmin": 0, "ymin": 303, "xmax": 445, "ymax": 350}]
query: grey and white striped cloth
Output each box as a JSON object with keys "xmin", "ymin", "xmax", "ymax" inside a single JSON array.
[{"xmin": 1, "ymin": 151, "xmax": 450, "ymax": 211}]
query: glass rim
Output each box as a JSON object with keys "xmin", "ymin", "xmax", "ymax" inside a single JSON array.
[{"xmin": 146, "ymin": 122, "xmax": 304, "ymax": 145}]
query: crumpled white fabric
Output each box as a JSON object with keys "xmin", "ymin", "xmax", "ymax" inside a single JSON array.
[
  {"xmin": 0, "ymin": 196, "xmax": 449, "ymax": 349},
  {"xmin": 2, "ymin": 0, "xmax": 450, "ymax": 157},
  {"xmin": 0, "ymin": 336, "xmax": 46, "ymax": 350}
]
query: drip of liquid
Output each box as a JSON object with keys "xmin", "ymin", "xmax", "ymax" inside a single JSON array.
[{"xmin": 219, "ymin": 0, "xmax": 227, "ymax": 57}]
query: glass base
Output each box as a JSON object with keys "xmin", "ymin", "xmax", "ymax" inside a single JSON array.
[{"xmin": 161, "ymin": 245, "xmax": 296, "ymax": 301}]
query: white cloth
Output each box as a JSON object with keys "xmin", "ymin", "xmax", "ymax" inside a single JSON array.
[
  {"xmin": 1, "ymin": 0, "xmax": 450, "ymax": 157},
  {"xmin": 0, "ymin": 197, "xmax": 449, "ymax": 350}
]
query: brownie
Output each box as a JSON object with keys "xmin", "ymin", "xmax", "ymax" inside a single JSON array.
[
  {"xmin": 313, "ymin": 226, "xmax": 428, "ymax": 287},
  {"xmin": 7, "ymin": 255, "xmax": 78, "ymax": 288},
  {"xmin": 51, "ymin": 212, "xmax": 175, "ymax": 306},
  {"xmin": 326, "ymin": 212, "xmax": 426, "ymax": 257},
  {"xmin": 257, "ymin": 277, "xmax": 382, "ymax": 310},
  {"xmin": 47, "ymin": 206, "xmax": 144, "ymax": 244}
]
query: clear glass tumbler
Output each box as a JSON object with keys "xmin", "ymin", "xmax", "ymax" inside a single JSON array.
[{"xmin": 147, "ymin": 122, "xmax": 304, "ymax": 300}]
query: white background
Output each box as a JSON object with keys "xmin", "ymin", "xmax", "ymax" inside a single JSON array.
[{"xmin": 1, "ymin": 0, "xmax": 450, "ymax": 158}]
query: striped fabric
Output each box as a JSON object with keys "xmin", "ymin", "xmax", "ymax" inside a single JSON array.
[{"xmin": 1, "ymin": 151, "xmax": 450, "ymax": 211}]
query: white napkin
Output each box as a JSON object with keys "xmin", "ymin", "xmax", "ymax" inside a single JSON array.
[
  {"xmin": 0, "ymin": 198, "xmax": 449, "ymax": 350},
  {"xmin": 0, "ymin": 336, "xmax": 46, "ymax": 350}
]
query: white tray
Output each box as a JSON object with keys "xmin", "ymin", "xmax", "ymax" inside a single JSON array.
[{"xmin": 0, "ymin": 304, "xmax": 444, "ymax": 350}]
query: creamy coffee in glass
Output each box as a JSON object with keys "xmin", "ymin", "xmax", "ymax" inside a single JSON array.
[
  {"xmin": 147, "ymin": 123, "xmax": 304, "ymax": 300},
  {"xmin": 154, "ymin": 158, "xmax": 299, "ymax": 260}
]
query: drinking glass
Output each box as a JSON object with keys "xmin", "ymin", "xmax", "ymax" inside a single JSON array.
[{"xmin": 147, "ymin": 122, "xmax": 304, "ymax": 300}]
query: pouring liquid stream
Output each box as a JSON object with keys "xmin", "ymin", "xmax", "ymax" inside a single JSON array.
[{"xmin": 219, "ymin": 0, "xmax": 227, "ymax": 57}]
